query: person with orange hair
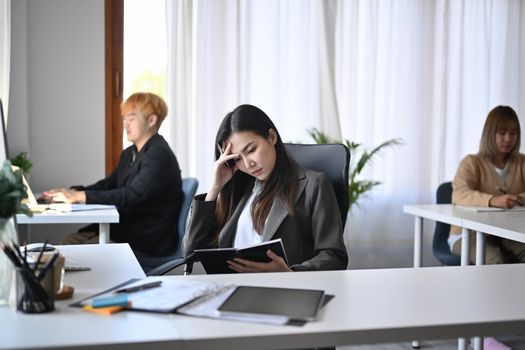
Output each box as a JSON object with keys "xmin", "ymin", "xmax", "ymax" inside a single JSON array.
[{"xmin": 42, "ymin": 92, "xmax": 183, "ymax": 257}]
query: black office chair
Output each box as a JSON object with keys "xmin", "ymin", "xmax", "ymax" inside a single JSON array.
[
  {"xmin": 138, "ymin": 177, "xmax": 199, "ymax": 273},
  {"xmin": 284, "ymin": 143, "xmax": 350, "ymax": 227},
  {"xmin": 148, "ymin": 143, "xmax": 351, "ymax": 276},
  {"xmin": 433, "ymin": 182, "xmax": 461, "ymax": 266}
]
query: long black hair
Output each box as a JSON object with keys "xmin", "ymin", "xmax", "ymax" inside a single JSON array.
[{"xmin": 215, "ymin": 104, "xmax": 298, "ymax": 234}]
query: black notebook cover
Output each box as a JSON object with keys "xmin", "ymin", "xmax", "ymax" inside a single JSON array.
[{"xmin": 194, "ymin": 238, "xmax": 288, "ymax": 274}]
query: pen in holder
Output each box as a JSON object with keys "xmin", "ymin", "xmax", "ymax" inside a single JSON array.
[
  {"xmin": 2, "ymin": 241, "xmax": 59, "ymax": 313},
  {"xmin": 15, "ymin": 252, "xmax": 58, "ymax": 313}
]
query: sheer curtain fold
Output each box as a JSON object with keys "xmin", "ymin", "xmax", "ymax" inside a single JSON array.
[
  {"xmin": 0, "ymin": 0, "xmax": 10, "ymax": 120},
  {"xmin": 166, "ymin": 0, "xmax": 525, "ymax": 266}
]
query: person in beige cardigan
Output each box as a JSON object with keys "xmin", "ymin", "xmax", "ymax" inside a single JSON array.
[{"xmin": 450, "ymin": 105, "xmax": 525, "ymax": 265}]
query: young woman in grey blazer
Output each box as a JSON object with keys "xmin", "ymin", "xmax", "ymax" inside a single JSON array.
[{"xmin": 184, "ymin": 104, "xmax": 348, "ymax": 272}]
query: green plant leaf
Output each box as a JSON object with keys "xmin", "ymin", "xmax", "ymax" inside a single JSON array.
[
  {"xmin": 0, "ymin": 160, "xmax": 33, "ymax": 220},
  {"xmin": 306, "ymin": 129, "xmax": 403, "ymax": 213},
  {"xmin": 10, "ymin": 152, "xmax": 33, "ymax": 174}
]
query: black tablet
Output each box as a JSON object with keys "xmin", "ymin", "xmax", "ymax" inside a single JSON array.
[{"xmin": 217, "ymin": 285, "xmax": 325, "ymax": 321}]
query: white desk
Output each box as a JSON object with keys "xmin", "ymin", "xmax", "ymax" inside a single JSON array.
[
  {"xmin": 403, "ymin": 204, "xmax": 525, "ymax": 350},
  {"xmin": 2, "ymin": 244, "xmax": 525, "ymax": 350},
  {"xmin": 16, "ymin": 206, "xmax": 119, "ymax": 244},
  {"xmin": 403, "ymin": 204, "xmax": 525, "ymax": 266}
]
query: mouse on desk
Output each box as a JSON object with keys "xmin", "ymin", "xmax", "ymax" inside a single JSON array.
[{"xmin": 23, "ymin": 242, "xmax": 57, "ymax": 253}]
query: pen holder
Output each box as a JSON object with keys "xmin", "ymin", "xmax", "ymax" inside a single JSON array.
[
  {"xmin": 41, "ymin": 252, "xmax": 65, "ymax": 295},
  {"xmin": 15, "ymin": 262, "xmax": 56, "ymax": 313}
]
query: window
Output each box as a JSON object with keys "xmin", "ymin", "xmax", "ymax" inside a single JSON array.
[{"xmin": 123, "ymin": 0, "xmax": 167, "ymax": 148}]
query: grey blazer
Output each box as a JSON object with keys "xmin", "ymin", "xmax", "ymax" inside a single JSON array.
[{"xmin": 183, "ymin": 168, "xmax": 348, "ymax": 271}]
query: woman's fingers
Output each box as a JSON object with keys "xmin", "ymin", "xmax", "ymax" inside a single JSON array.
[{"xmin": 227, "ymin": 250, "xmax": 291, "ymax": 273}]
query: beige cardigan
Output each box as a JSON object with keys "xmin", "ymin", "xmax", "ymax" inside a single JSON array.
[{"xmin": 450, "ymin": 154, "xmax": 525, "ymax": 235}]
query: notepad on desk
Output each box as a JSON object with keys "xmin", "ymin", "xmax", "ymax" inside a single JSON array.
[
  {"xmin": 456, "ymin": 205, "xmax": 525, "ymax": 212},
  {"xmin": 194, "ymin": 238, "xmax": 289, "ymax": 274}
]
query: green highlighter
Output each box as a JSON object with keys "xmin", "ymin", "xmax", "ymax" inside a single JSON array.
[{"xmin": 92, "ymin": 294, "xmax": 129, "ymax": 308}]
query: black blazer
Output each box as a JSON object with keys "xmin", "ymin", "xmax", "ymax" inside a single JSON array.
[
  {"xmin": 82, "ymin": 134, "xmax": 182, "ymax": 256},
  {"xmin": 184, "ymin": 168, "xmax": 348, "ymax": 271}
]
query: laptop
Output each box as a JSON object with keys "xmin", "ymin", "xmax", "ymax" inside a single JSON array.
[
  {"xmin": 17, "ymin": 169, "xmax": 50, "ymax": 213},
  {"xmin": 18, "ymin": 173, "xmax": 113, "ymax": 213}
]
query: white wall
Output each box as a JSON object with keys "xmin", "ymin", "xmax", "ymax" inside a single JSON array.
[
  {"xmin": 8, "ymin": 0, "xmax": 105, "ymax": 191},
  {"xmin": 8, "ymin": 0, "xmax": 105, "ymax": 243}
]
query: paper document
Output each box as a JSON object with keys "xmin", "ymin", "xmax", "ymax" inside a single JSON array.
[{"xmin": 456, "ymin": 205, "xmax": 525, "ymax": 212}]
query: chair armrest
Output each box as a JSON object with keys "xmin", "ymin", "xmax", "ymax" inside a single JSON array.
[{"xmin": 146, "ymin": 258, "xmax": 187, "ymax": 276}]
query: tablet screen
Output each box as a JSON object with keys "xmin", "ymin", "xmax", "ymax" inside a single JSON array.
[{"xmin": 218, "ymin": 286, "xmax": 325, "ymax": 321}]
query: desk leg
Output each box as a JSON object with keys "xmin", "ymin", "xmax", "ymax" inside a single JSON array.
[
  {"xmin": 411, "ymin": 217, "xmax": 423, "ymax": 349},
  {"xmin": 473, "ymin": 232, "xmax": 486, "ymax": 349},
  {"xmin": 99, "ymin": 223, "xmax": 110, "ymax": 244},
  {"xmin": 413, "ymin": 217, "xmax": 423, "ymax": 268},
  {"xmin": 475, "ymin": 231, "xmax": 485, "ymax": 265},
  {"xmin": 458, "ymin": 227, "xmax": 470, "ymax": 350},
  {"xmin": 473, "ymin": 336, "xmax": 483, "ymax": 350},
  {"xmin": 460, "ymin": 227, "xmax": 470, "ymax": 266}
]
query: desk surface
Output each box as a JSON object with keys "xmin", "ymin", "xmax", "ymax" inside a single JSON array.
[
  {"xmin": 2, "ymin": 244, "xmax": 525, "ymax": 350},
  {"xmin": 15, "ymin": 206, "xmax": 119, "ymax": 225}
]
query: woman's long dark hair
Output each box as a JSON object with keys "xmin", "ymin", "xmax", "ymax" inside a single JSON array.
[{"xmin": 215, "ymin": 104, "xmax": 298, "ymax": 235}]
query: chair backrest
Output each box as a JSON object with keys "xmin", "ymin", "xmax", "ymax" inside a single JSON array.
[
  {"xmin": 137, "ymin": 177, "xmax": 199, "ymax": 274},
  {"xmin": 284, "ymin": 143, "xmax": 350, "ymax": 227},
  {"xmin": 176, "ymin": 177, "xmax": 199, "ymax": 256},
  {"xmin": 432, "ymin": 181, "xmax": 461, "ymax": 266}
]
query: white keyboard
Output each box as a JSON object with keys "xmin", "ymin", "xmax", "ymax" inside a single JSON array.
[
  {"xmin": 64, "ymin": 257, "xmax": 91, "ymax": 272},
  {"xmin": 26, "ymin": 251, "xmax": 91, "ymax": 272}
]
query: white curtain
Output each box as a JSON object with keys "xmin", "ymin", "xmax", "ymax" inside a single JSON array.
[
  {"xmin": 165, "ymin": 0, "xmax": 525, "ymax": 266},
  {"xmin": 0, "ymin": 0, "xmax": 10, "ymax": 121}
]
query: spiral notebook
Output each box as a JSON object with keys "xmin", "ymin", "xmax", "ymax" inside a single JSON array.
[{"xmin": 71, "ymin": 277, "xmax": 229, "ymax": 313}]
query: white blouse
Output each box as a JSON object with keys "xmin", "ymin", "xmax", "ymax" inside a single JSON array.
[{"xmin": 233, "ymin": 181, "xmax": 263, "ymax": 248}]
